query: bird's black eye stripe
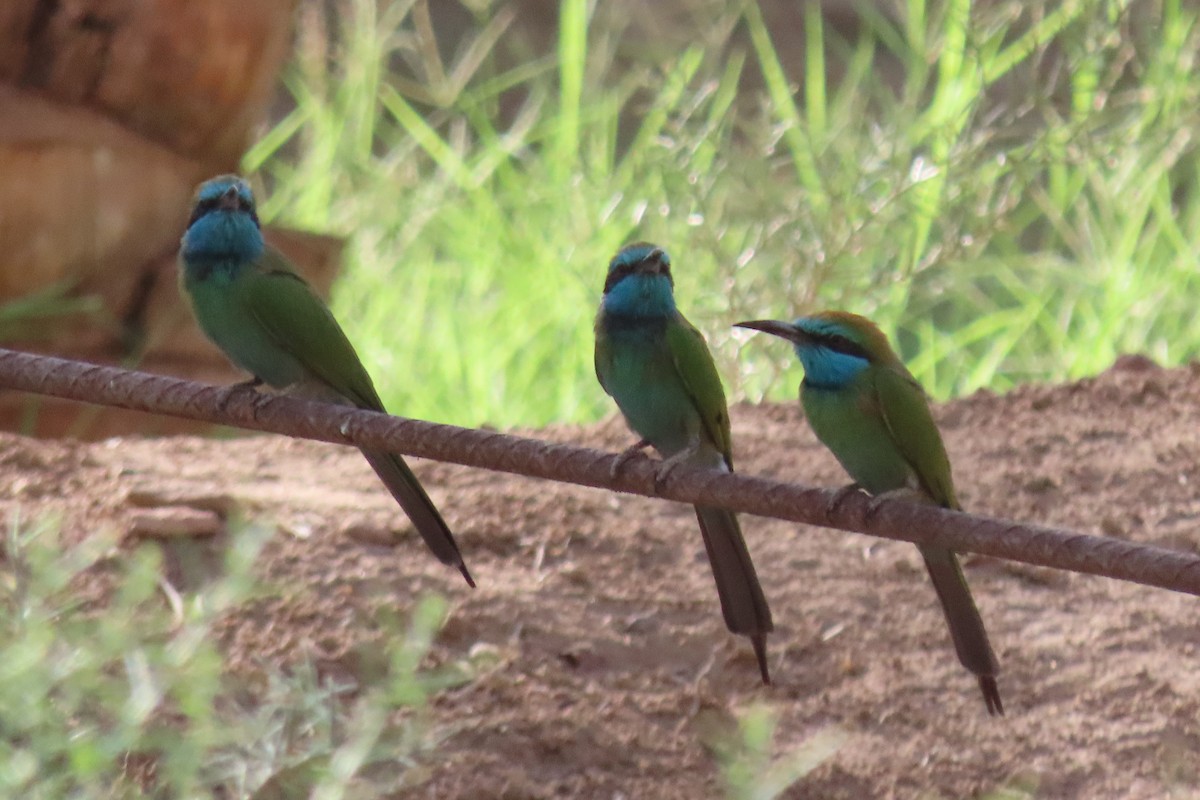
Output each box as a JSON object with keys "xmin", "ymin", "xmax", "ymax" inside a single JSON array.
[
  {"xmin": 186, "ymin": 196, "xmax": 260, "ymax": 229},
  {"xmin": 187, "ymin": 198, "xmax": 220, "ymax": 228},
  {"xmin": 603, "ymin": 262, "xmax": 637, "ymax": 293},
  {"xmin": 602, "ymin": 252, "xmax": 674, "ymax": 293},
  {"xmin": 817, "ymin": 333, "xmax": 872, "ymax": 360}
]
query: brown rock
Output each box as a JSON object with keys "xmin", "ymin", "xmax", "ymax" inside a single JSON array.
[
  {"xmin": 0, "ymin": 1, "xmax": 348, "ymax": 438},
  {"xmin": 0, "ymin": 0, "xmax": 298, "ymax": 170}
]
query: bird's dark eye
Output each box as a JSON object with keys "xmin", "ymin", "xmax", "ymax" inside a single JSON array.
[{"xmin": 821, "ymin": 333, "xmax": 870, "ymax": 360}]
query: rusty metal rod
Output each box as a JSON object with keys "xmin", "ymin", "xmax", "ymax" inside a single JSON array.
[{"xmin": 2, "ymin": 346, "xmax": 1198, "ymax": 596}]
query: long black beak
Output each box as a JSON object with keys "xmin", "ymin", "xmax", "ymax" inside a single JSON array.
[
  {"xmin": 635, "ymin": 248, "xmax": 667, "ymax": 275},
  {"xmin": 217, "ymin": 185, "xmax": 242, "ymax": 211},
  {"xmin": 734, "ymin": 319, "xmax": 807, "ymax": 344}
]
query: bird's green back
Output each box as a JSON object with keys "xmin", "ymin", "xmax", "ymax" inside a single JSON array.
[
  {"xmin": 243, "ymin": 249, "xmax": 384, "ymax": 410},
  {"xmin": 186, "ymin": 246, "xmax": 385, "ymax": 412},
  {"xmin": 871, "ymin": 365, "xmax": 958, "ymax": 508},
  {"xmin": 664, "ymin": 315, "xmax": 733, "ymax": 467}
]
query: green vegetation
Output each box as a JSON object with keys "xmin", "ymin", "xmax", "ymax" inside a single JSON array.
[
  {"xmin": 0, "ymin": 281, "xmax": 106, "ymax": 345},
  {"xmin": 700, "ymin": 705, "xmax": 847, "ymax": 799},
  {"xmin": 0, "ymin": 514, "xmax": 451, "ymax": 798},
  {"xmin": 248, "ymin": 0, "xmax": 1200, "ymax": 429}
]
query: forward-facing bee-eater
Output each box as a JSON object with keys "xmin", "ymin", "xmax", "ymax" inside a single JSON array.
[
  {"xmin": 179, "ymin": 175, "xmax": 473, "ymax": 587},
  {"xmin": 595, "ymin": 242, "xmax": 774, "ymax": 683}
]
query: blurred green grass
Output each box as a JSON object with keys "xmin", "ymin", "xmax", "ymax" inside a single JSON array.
[
  {"xmin": 0, "ymin": 513, "xmax": 458, "ymax": 798},
  {"xmin": 246, "ymin": 0, "xmax": 1200, "ymax": 429}
]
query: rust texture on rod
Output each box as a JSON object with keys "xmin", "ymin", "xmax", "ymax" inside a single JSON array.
[{"xmin": 2, "ymin": 346, "xmax": 1199, "ymax": 597}]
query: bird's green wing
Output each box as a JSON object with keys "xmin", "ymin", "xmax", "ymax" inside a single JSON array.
[
  {"xmin": 241, "ymin": 247, "xmax": 384, "ymax": 411},
  {"xmin": 665, "ymin": 313, "xmax": 734, "ymax": 466},
  {"xmin": 872, "ymin": 365, "xmax": 958, "ymax": 508}
]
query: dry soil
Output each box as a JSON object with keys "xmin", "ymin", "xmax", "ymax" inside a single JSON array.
[{"xmin": 3, "ymin": 357, "xmax": 1200, "ymax": 798}]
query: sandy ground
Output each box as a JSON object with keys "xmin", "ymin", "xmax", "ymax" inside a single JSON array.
[{"xmin": 3, "ymin": 357, "xmax": 1200, "ymax": 798}]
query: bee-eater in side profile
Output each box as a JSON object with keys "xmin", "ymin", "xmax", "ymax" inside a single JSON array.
[
  {"xmin": 594, "ymin": 243, "xmax": 774, "ymax": 683},
  {"xmin": 179, "ymin": 175, "xmax": 473, "ymax": 587},
  {"xmin": 735, "ymin": 311, "xmax": 1002, "ymax": 714}
]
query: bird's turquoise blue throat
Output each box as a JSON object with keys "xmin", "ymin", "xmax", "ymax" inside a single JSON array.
[
  {"xmin": 601, "ymin": 245, "xmax": 677, "ymax": 320},
  {"xmin": 789, "ymin": 317, "xmax": 872, "ymax": 391},
  {"xmin": 180, "ymin": 178, "xmax": 264, "ymax": 277}
]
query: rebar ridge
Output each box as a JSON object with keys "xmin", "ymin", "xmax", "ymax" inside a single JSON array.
[{"xmin": 3, "ymin": 346, "xmax": 1199, "ymax": 596}]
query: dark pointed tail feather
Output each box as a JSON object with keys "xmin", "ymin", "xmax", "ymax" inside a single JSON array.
[
  {"xmin": 360, "ymin": 448, "xmax": 474, "ymax": 587},
  {"xmin": 750, "ymin": 634, "xmax": 770, "ymax": 685},
  {"xmin": 694, "ymin": 505, "xmax": 774, "ymax": 684},
  {"xmin": 979, "ymin": 676, "xmax": 1004, "ymax": 716},
  {"xmin": 918, "ymin": 544, "xmax": 1002, "ymax": 715}
]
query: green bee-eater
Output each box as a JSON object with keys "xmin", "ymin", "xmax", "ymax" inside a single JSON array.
[
  {"xmin": 595, "ymin": 243, "xmax": 774, "ymax": 683},
  {"xmin": 736, "ymin": 311, "xmax": 1002, "ymax": 713},
  {"xmin": 179, "ymin": 175, "xmax": 473, "ymax": 587}
]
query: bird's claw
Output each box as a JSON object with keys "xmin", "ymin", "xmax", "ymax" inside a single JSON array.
[
  {"xmin": 825, "ymin": 483, "xmax": 864, "ymax": 521},
  {"xmin": 864, "ymin": 495, "xmax": 887, "ymax": 523},
  {"xmin": 652, "ymin": 460, "xmax": 683, "ymax": 495},
  {"xmin": 863, "ymin": 487, "xmax": 924, "ymax": 523},
  {"xmin": 651, "ymin": 441, "xmax": 700, "ymax": 495},
  {"xmin": 610, "ymin": 438, "xmax": 653, "ymax": 480},
  {"xmin": 215, "ymin": 378, "xmax": 264, "ymax": 415}
]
